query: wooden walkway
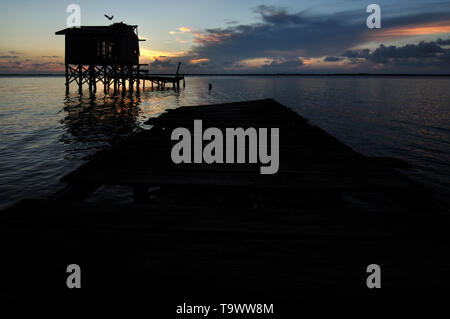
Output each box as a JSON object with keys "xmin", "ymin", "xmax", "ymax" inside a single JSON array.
[
  {"xmin": 59, "ymin": 99, "xmax": 428, "ymax": 200},
  {"xmin": 138, "ymin": 62, "xmax": 185, "ymax": 90},
  {"xmin": 2, "ymin": 98, "xmax": 449, "ymax": 300},
  {"xmin": 138, "ymin": 74, "xmax": 185, "ymax": 90}
]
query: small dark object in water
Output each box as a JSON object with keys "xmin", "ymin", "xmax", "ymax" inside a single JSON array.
[{"xmin": 208, "ymin": 83, "xmax": 212, "ymax": 94}]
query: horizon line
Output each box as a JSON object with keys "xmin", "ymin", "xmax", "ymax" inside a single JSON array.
[{"xmin": 1, "ymin": 73, "xmax": 450, "ymax": 77}]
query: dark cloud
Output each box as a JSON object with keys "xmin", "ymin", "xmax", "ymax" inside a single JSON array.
[
  {"xmin": 262, "ymin": 58, "xmax": 303, "ymax": 69},
  {"xmin": 342, "ymin": 39, "xmax": 450, "ymax": 71},
  {"xmin": 41, "ymin": 55, "xmax": 61, "ymax": 58},
  {"xmin": 346, "ymin": 40, "xmax": 448, "ymax": 62},
  {"xmin": 187, "ymin": 5, "xmax": 450, "ymax": 71},
  {"xmin": 343, "ymin": 49, "xmax": 371, "ymax": 59},
  {"xmin": 150, "ymin": 57, "xmax": 217, "ymax": 73},
  {"xmin": 190, "ymin": 6, "xmax": 369, "ymax": 62},
  {"xmin": 370, "ymin": 42, "xmax": 444, "ymax": 63},
  {"xmin": 0, "ymin": 56, "xmax": 19, "ymax": 59},
  {"xmin": 149, "ymin": 58, "xmax": 178, "ymax": 72},
  {"xmin": 224, "ymin": 19, "xmax": 239, "ymax": 25},
  {"xmin": 436, "ymin": 38, "xmax": 450, "ymax": 46},
  {"xmin": 324, "ymin": 56, "xmax": 344, "ymax": 62}
]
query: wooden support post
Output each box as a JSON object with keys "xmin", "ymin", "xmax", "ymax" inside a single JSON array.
[
  {"xmin": 136, "ymin": 65, "xmax": 140, "ymax": 92},
  {"xmin": 121, "ymin": 65, "xmax": 125, "ymax": 95},
  {"xmin": 113, "ymin": 66, "xmax": 117, "ymax": 94},
  {"xmin": 176, "ymin": 62, "xmax": 181, "ymax": 76},
  {"xmin": 128, "ymin": 66, "xmax": 133, "ymax": 91},
  {"xmin": 78, "ymin": 64, "xmax": 82, "ymax": 94},
  {"xmin": 88, "ymin": 65, "xmax": 94, "ymax": 93},
  {"xmin": 93, "ymin": 67, "xmax": 97, "ymax": 93},
  {"xmin": 103, "ymin": 65, "xmax": 107, "ymax": 94},
  {"xmin": 183, "ymin": 77, "xmax": 185, "ymax": 88},
  {"xmin": 65, "ymin": 64, "xmax": 69, "ymax": 92}
]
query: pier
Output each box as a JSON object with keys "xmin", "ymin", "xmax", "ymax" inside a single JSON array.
[{"xmin": 2, "ymin": 99, "xmax": 449, "ymax": 300}]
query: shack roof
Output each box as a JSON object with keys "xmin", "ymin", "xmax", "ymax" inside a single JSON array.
[{"xmin": 55, "ymin": 23, "xmax": 138, "ymax": 36}]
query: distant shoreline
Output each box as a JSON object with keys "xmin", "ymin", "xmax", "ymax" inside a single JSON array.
[{"xmin": 1, "ymin": 73, "xmax": 450, "ymax": 77}]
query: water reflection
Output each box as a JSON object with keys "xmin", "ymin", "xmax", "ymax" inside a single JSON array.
[{"xmin": 60, "ymin": 91, "xmax": 143, "ymax": 158}]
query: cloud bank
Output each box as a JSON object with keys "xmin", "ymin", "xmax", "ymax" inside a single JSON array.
[{"xmin": 148, "ymin": 4, "xmax": 450, "ymax": 74}]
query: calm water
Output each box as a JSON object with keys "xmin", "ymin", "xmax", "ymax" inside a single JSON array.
[{"xmin": 1, "ymin": 75, "xmax": 449, "ymax": 209}]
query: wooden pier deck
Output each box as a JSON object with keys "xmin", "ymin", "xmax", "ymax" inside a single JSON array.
[
  {"xmin": 2, "ymin": 99, "xmax": 449, "ymax": 300},
  {"xmin": 138, "ymin": 73, "xmax": 185, "ymax": 90},
  {"xmin": 138, "ymin": 62, "xmax": 185, "ymax": 90}
]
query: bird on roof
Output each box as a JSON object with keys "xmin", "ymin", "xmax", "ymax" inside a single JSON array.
[{"xmin": 104, "ymin": 14, "xmax": 114, "ymax": 21}]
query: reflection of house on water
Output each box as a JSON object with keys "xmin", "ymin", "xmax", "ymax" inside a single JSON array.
[{"xmin": 60, "ymin": 93, "xmax": 142, "ymax": 157}]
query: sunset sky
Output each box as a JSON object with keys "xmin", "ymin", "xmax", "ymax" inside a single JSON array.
[{"xmin": 1, "ymin": 0, "xmax": 449, "ymax": 74}]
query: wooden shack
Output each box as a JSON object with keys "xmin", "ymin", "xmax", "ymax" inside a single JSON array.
[
  {"xmin": 56, "ymin": 23, "xmax": 185, "ymax": 94},
  {"xmin": 56, "ymin": 23, "xmax": 145, "ymax": 93},
  {"xmin": 56, "ymin": 23, "xmax": 141, "ymax": 65}
]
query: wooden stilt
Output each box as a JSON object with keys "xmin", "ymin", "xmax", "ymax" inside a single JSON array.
[
  {"xmin": 94, "ymin": 67, "xmax": 97, "ymax": 93},
  {"xmin": 136, "ymin": 65, "xmax": 140, "ymax": 92},
  {"xmin": 113, "ymin": 66, "xmax": 117, "ymax": 94},
  {"xmin": 88, "ymin": 65, "xmax": 94, "ymax": 93},
  {"xmin": 78, "ymin": 64, "xmax": 82, "ymax": 94},
  {"xmin": 103, "ymin": 65, "xmax": 107, "ymax": 94},
  {"xmin": 64, "ymin": 63, "xmax": 185, "ymax": 96},
  {"xmin": 65, "ymin": 64, "xmax": 69, "ymax": 92},
  {"xmin": 121, "ymin": 65, "xmax": 126, "ymax": 95}
]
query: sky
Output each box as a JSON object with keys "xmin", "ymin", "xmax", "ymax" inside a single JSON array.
[{"xmin": 1, "ymin": 0, "xmax": 450, "ymax": 74}]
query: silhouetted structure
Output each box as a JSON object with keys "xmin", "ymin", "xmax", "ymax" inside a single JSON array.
[
  {"xmin": 56, "ymin": 23, "xmax": 143, "ymax": 94},
  {"xmin": 56, "ymin": 23, "xmax": 184, "ymax": 94}
]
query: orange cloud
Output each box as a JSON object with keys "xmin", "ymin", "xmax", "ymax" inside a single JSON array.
[
  {"xmin": 193, "ymin": 32, "xmax": 232, "ymax": 44},
  {"xmin": 369, "ymin": 21, "xmax": 450, "ymax": 41},
  {"xmin": 140, "ymin": 48, "xmax": 186, "ymax": 62},
  {"xmin": 189, "ymin": 58, "xmax": 209, "ymax": 64},
  {"xmin": 238, "ymin": 58, "xmax": 269, "ymax": 68},
  {"xmin": 299, "ymin": 57, "xmax": 320, "ymax": 65},
  {"xmin": 178, "ymin": 27, "xmax": 191, "ymax": 33}
]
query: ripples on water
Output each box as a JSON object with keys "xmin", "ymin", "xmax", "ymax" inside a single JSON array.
[{"xmin": 0, "ymin": 75, "xmax": 449, "ymax": 209}]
